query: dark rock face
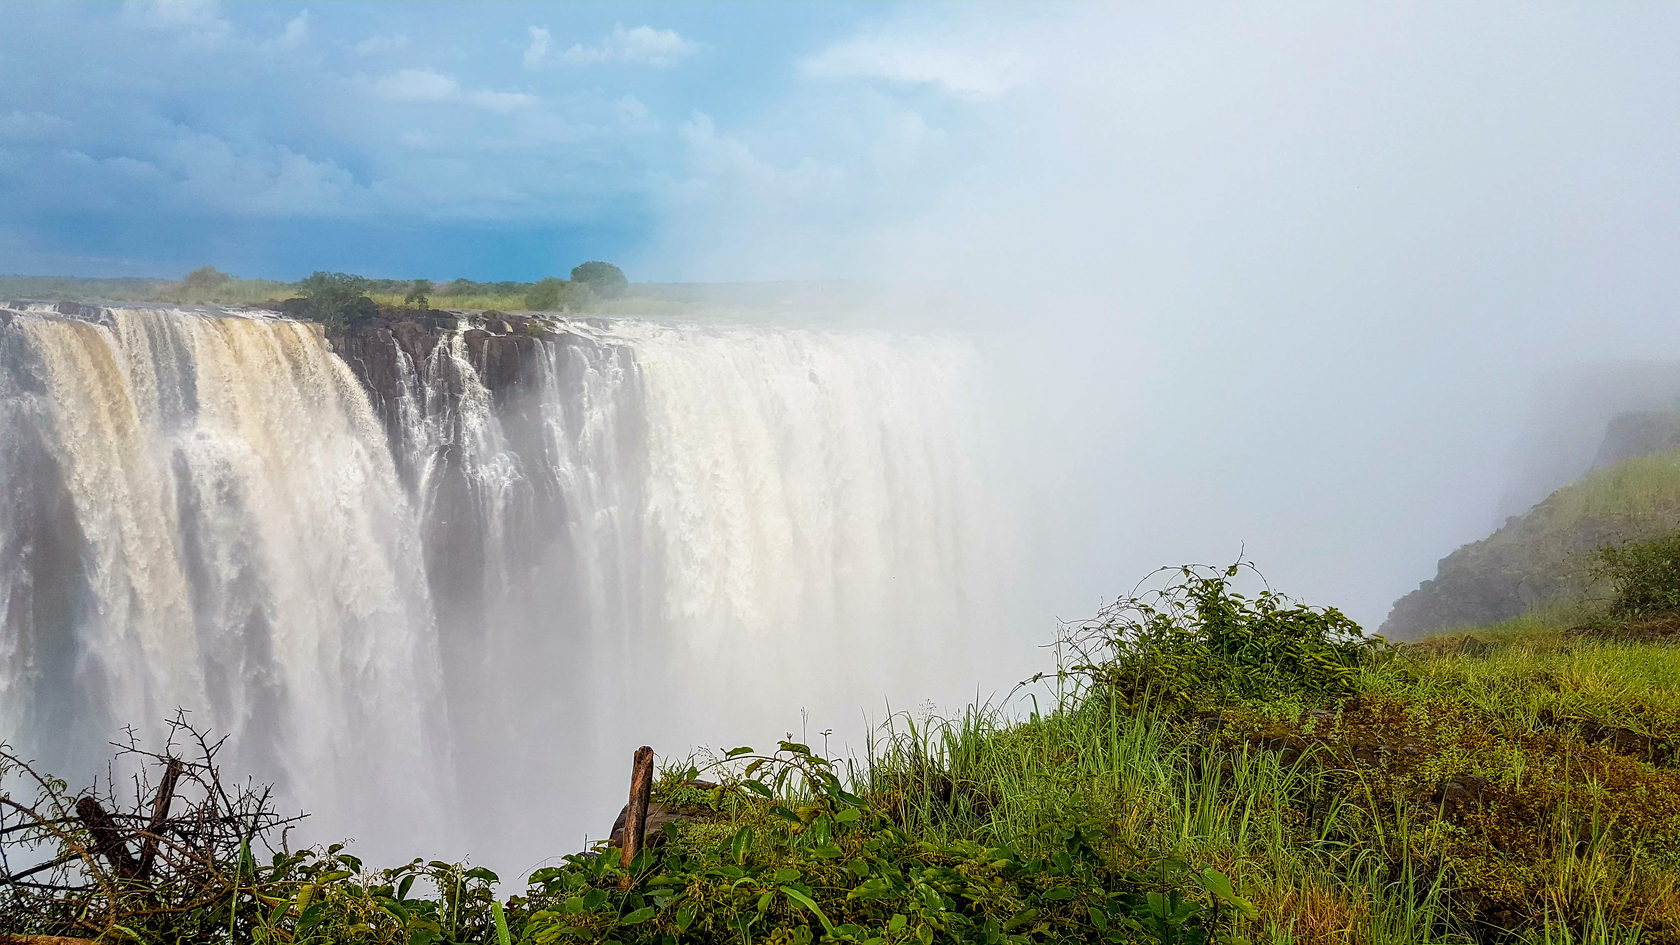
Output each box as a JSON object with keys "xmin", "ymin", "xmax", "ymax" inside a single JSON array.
[
  {"xmin": 327, "ymin": 308, "xmax": 557, "ymax": 459},
  {"xmin": 1593, "ymin": 410, "xmax": 1680, "ymax": 468}
]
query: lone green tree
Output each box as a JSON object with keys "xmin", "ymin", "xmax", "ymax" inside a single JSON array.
[
  {"xmin": 182, "ymin": 266, "xmax": 231, "ymax": 294},
  {"xmin": 297, "ymin": 271, "xmax": 375, "ymax": 331},
  {"xmin": 403, "ymin": 279, "xmax": 433, "ymax": 309},
  {"xmin": 569, "ymin": 261, "xmax": 628, "ymax": 298}
]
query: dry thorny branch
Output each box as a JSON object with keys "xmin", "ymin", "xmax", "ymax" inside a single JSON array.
[{"xmin": 0, "ymin": 711, "xmax": 305, "ymax": 940}]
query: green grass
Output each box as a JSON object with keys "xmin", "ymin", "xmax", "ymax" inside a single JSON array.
[
  {"xmin": 1, "ymin": 274, "xmax": 293, "ymax": 306},
  {"xmin": 283, "ymin": 580, "xmax": 1680, "ymax": 942},
  {"xmin": 8, "ymin": 569, "xmax": 1679, "ymax": 944}
]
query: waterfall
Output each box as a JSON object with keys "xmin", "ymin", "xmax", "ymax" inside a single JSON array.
[
  {"xmin": 0, "ymin": 305, "xmax": 447, "ymax": 849},
  {"xmin": 0, "ymin": 304, "xmax": 1001, "ymax": 868}
]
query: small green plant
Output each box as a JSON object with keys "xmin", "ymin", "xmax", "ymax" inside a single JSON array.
[{"xmin": 1596, "ymin": 528, "xmax": 1680, "ymax": 619}]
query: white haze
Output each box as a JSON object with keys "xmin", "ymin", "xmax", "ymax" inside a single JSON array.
[{"xmin": 646, "ymin": 3, "xmax": 1680, "ymax": 631}]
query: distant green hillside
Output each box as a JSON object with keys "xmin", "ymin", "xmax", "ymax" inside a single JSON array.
[{"xmin": 1382, "ymin": 447, "xmax": 1680, "ymax": 636}]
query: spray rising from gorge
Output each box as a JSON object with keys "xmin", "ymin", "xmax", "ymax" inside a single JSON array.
[{"xmin": 0, "ymin": 303, "xmax": 1003, "ymax": 867}]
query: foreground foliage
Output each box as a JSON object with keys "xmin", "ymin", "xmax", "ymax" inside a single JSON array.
[{"xmin": 5, "ymin": 565, "xmax": 1678, "ymax": 944}]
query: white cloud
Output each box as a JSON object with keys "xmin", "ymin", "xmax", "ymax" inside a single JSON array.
[
  {"xmin": 155, "ymin": 130, "xmax": 360, "ymax": 215},
  {"xmin": 37, "ymin": 123, "xmax": 363, "ymax": 218},
  {"xmin": 523, "ymin": 26, "xmax": 552, "ymax": 69},
  {"xmin": 374, "ymin": 68, "xmax": 461, "ymax": 103},
  {"xmin": 464, "ymin": 89, "xmax": 540, "ymax": 114},
  {"xmin": 271, "ymin": 11, "xmax": 309, "ymax": 50},
  {"xmin": 800, "ymin": 35, "xmax": 1026, "ymax": 98},
  {"xmin": 121, "ymin": 0, "xmax": 232, "ymax": 45},
  {"xmin": 0, "ymin": 110, "xmax": 73, "ymax": 143},
  {"xmin": 371, "ymin": 68, "xmax": 538, "ymax": 113},
  {"xmin": 615, "ymin": 95, "xmax": 653, "ymax": 127},
  {"xmin": 525, "ymin": 23, "xmax": 700, "ymax": 69},
  {"xmin": 674, "ymin": 112, "xmax": 846, "ymax": 204},
  {"xmin": 354, "ymin": 33, "xmax": 409, "ymax": 56}
]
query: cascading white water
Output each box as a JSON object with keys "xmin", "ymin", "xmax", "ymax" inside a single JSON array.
[
  {"xmin": 0, "ymin": 304, "xmax": 1002, "ymax": 870},
  {"xmin": 0, "ymin": 306, "xmax": 448, "ymax": 850}
]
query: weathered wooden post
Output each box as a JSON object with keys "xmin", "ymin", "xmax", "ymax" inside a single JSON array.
[
  {"xmin": 619, "ymin": 745, "xmax": 655, "ymax": 873},
  {"xmin": 74, "ymin": 798, "xmax": 138, "ymax": 881}
]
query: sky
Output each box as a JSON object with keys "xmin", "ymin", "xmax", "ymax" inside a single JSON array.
[
  {"xmin": 0, "ymin": 0, "xmax": 1003, "ymax": 282},
  {"xmin": 4, "ymin": 1, "xmax": 1680, "ymax": 627}
]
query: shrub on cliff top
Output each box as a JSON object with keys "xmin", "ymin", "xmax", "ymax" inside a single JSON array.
[
  {"xmin": 570, "ymin": 260, "xmax": 628, "ymax": 298},
  {"xmin": 182, "ymin": 265, "xmax": 232, "ymax": 292},
  {"xmin": 298, "ymin": 271, "xmax": 377, "ymax": 331},
  {"xmin": 525, "ymin": 276, "xmax": 590, "ymax": 311},
  {"xmin": 403, "ymin": 278, "xmax": 432, "ymax": 310},
  {"xmin": 1597, "ymin": 527, "xmax": 1680, "ymax": 620},
  {"xmin": 1054, "ymin": 562, "xmax": 1382, "ymax": 711}
]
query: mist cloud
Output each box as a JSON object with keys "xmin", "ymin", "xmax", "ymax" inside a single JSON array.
[{"xmin": 643, "ymin": 3, "xmax": 1680, "ymax": 628}]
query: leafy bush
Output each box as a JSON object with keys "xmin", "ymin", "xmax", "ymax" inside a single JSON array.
[
  {"xmin": 525, "ymin": 277, "xmax": 590, "ymax": 311},
  {"xmin": 1596, "ymin": 528, "xmax": 1680, "ymax": 620},
  {"xmin": 510, "ymin": 740, "xmax": 1249, "ymax": 945},
  {"xmin": 297, "ymin": 271, "xmax": 378, "ymax": 331},
  {"xmin": 404, "ymin": 279, "xmax": 433, "ymax": 310},
  {"xmin": 1056, "ymin": 563, "xmax": 1381, "ymax": 711},
  {"xmin": 183, "ymin": 265, "xmax": 232, "ymax": 292},
  {"xmin": 570, "ymin": 261, "xmax": 628, "ymax": 298}
]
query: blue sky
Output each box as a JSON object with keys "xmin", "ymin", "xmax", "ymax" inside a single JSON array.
[{"xmin": 0, "ymin": 0, "xmax": 1007, "ymax": 281}]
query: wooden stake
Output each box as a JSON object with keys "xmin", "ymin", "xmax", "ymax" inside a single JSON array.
[
  {"xmin": 619, "ymin": 745, "xmax": 654, "ymax": 873},
  {"xmin": 136, "ymin": 756, "xmax": 183, "ymax": 880},
  {"xmin": 73, "ymin": 797, "xmax": 138, "ymax": 881}
]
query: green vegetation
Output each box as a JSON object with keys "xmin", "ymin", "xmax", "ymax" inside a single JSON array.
[
  {"xmin": 572, "ymin": 261, "xmax": 630, "ymax": 298},
  {"xmin": 0, "ymin": 262, "xmax": 638, "ymax": 317},
  {"xmin": 405, "ymin": 279, "xmax": 435, "ymax": 310},
  {"xmin": 525, "ymin": 276, "xmax": 594, "ymax": 311},
  {"xmin": 1383, "ymin": 449, "xmax": 1680, "ymax": 637},
  {"xmin": 6, "ymin": 559, "xmax": 1677, "ymax": 944},
  {"xmin": 1, "ymin": 268, "xmax": 881, "ymax": 319},
  {"xmin": 183, "ymin": 265, "xmax": 232, "ymax": 293},
  {"xmin": 297, "ymin": 271, "xmax": 378, "ymax": 330},
  {"xmin": 1596, "ymin": 529, "xmax": 1680, "ymax": 621}
]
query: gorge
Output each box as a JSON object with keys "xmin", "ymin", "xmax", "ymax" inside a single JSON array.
[{"xmin": 0, "ymin": 302, "xmax": 1003, "ymax": 870}]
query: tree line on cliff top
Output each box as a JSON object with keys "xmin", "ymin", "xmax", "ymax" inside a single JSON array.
[{"xmin": 165, "ymin": 262, "xmax": 631, "ymax": 329}]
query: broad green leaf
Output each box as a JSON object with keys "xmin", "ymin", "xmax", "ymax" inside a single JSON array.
[{"xmin": 781, "ymin": 885, "xmax": 837, "ymax": 935}]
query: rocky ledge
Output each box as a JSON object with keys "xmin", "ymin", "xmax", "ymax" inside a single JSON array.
[{"xmin": 313, "ymin": 304, "xmax": 561, "ymax": 450}]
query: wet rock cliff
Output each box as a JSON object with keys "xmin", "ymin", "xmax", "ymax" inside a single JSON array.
[{"xmin": 322, "ymin": 306, "xmax": 559, "ymax": 457}]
